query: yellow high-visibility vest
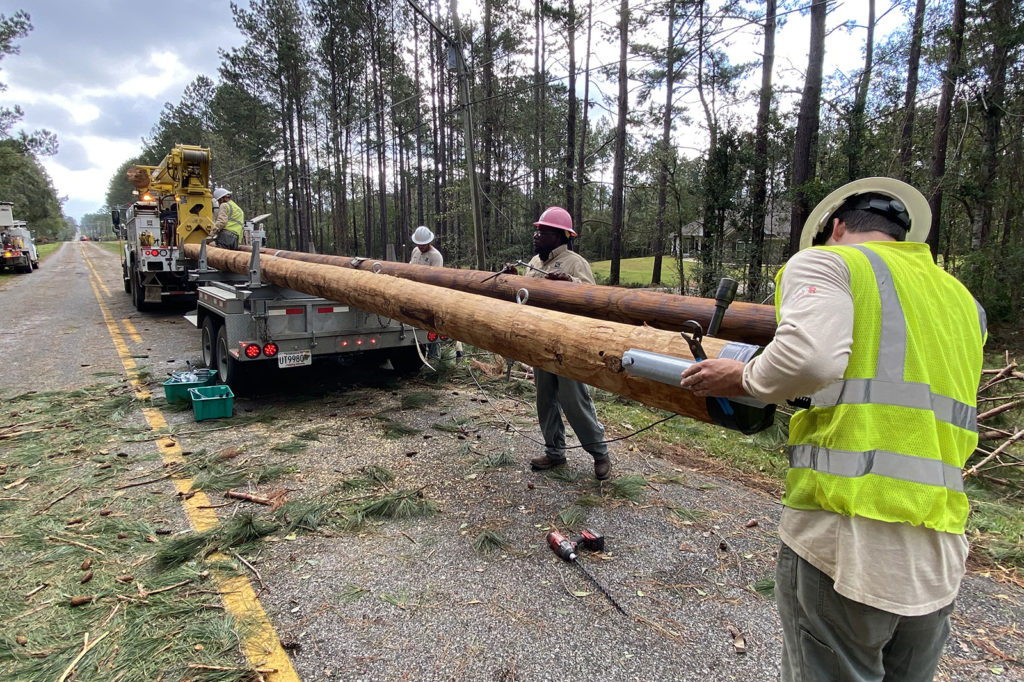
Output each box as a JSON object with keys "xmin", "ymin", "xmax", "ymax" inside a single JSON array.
[
  {"xmin": 777, "ymin": 242, "xmax": 986, "ymax": 534},
  {"xmin": 223, "ymin": 201, "xmax": 244, "ymax": 238}
]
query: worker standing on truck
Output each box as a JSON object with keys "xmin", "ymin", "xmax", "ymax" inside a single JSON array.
[
  {"xmin": 409, "ymin": 225, "xmax": 443, "ymax": 359},
  {"xmin": 680, "ymin": 178, "xmax": 986, "ymax": 682},
  {"xmin": 502, "ymin": 206, "xmax": 611, "ymax": 481},
  {"xmin": 409, "ymin": 225, "xmax": 443, "ymax": 267},
  {"xmin": 209, "ymin": 187, "xmax": 244, "ymax": 250}
]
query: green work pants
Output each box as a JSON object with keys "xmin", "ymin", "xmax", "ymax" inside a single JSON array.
[
  {"xmin": 534, "ymin": 368, "xmax": 608, "ymax": 462},
  {"xmin": 776, "ymin": 542, "xmax": 954, "ymax": 682}
]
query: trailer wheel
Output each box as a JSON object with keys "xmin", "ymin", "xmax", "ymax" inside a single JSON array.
[
  {"xmin": 201, "ymin": 317, "xmax": 220, "ymax": 368},
  {"xmin": 216, "ymin": 324, "xmax": 242, "ymax": 386},
  {"xmin": 388, "ymin": 346, "xmax": 424, "ymax": 376}
]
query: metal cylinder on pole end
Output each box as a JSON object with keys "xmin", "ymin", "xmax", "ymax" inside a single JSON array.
[
  {"xmin": 707, "ymin": 278, "xmax": 739, "ymax": 337},
  {"xmin": 621, "ymin": 346, "xmax": 776, "ymax": 435}
]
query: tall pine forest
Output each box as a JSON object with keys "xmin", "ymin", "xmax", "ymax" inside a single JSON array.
[{"xmin": 104, "ymin": 0, "xmax": 1024, "ymax": 327}]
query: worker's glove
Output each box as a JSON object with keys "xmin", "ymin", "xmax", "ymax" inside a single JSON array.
[
  {"xmin": 545, "ymin": 271, "xmax": 572, "ymax": 282},
  {"xmin": 500, "ymin": 263, "xmax": 519, "ymax": 275}
]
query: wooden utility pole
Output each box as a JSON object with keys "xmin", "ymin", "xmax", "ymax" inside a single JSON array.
[
  {"xmin": 259, "ymin": 248, "xmax": 778, "ymax": 345},
  {"xmin": 186, "ymin": 245, "xmax": 767, "ymax": 427}
]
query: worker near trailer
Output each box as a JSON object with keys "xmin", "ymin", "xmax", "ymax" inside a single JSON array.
[
  {"xmin": 679, "ymin": 178, "xmax": 986, "ymax": 681},
  {"xmin": 409, "ymin": 225, "xmax": 444, "ymax": 267},
  {"xmin": 208, "ymin": 187, "xmax": 244, "ymax": 250},
  {"xmin": 501, "ymin": 206, "xmax": 612, "ymax": 480},
  {"xmin": 409, "ymin": 225, "xmax": 444, "ymax": 359}
]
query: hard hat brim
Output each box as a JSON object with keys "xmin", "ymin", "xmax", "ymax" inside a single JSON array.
[
  {"xmin": 532, "ymin": 221, "xmax": 578, "ymax": 237},
  {"xmin": 799, "ymin": 177, "xmax": 931, "ymax": 251}
]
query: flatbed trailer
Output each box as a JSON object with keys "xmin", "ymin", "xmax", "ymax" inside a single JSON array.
[{"xmin": 187, "ymin": 242, "xmax": 426, "ymax": 387}]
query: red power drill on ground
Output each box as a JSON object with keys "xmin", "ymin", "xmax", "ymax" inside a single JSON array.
[
  {"xmin": 546, "ymin": 529, "xmax": 605, "ymax": 561},
  {"xmin": 546, "ymin": 529, "xmax": 626, "ymax": 615}
]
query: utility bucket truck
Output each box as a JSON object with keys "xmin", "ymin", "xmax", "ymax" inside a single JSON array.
[
  {"xmin": 0, "ymin": 202, "xmax": 38, "ymax": 274},
  {"xmin": 110, "ymin": 144, "xmax": 214, "ymax": 310},
  {"xmin": 188, "ymin": 217, "xmax": 427, "ymax": 388}
]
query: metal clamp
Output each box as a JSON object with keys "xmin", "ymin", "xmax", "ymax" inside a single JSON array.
[
  {"xmin": 515, "ymin": 288, "xmax": 530, "ymax": 305},
  {"xmin": 371, "ymin": 261, "xmax": 383, "ymax": 274},
  {"xmin": 678, "ymin": 320, "xmax": 707, "ymax": 361}
]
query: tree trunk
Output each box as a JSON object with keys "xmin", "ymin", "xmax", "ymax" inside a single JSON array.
[
  {"xmin": 927, "ymin": 0, "xmax": 966, "ymax": 259},
  {"xmin": 609, "ymin": 0, "xmax": 629, "ymax": 285},
  {"xmin": 787, "ymin": 0, "xmax": 827, "ymax": 257},
  {"xmin": 748, "ymin": 0, "xmax": 776, "ymax": 302},
  {"xmin": 651, "ymin": 0, "xmax": 679, "ymax": 286},
  {"xmin": 573, "ymin": 0, "xmax": 593, "ymax": 235},
  {"xmin": 565, "ymin": 0, "xmax": 577, "ymax": 217},
  {"xmin": 846, "ymin": 0, "xmax": 874, "ymax": 182},
  {"xmin": 897, "ymin": 0, "xmax": 926, "ymax": 180}
]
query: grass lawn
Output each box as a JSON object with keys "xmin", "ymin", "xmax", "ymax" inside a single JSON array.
[{"xmin": 590, "ymin": 256, "xmax": 683, "ymax": 288}]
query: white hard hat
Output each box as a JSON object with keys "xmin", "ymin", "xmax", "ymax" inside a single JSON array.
[
  {"xmin": 800, "ymin": 177, "xmax": 930, "ymax": 251},
  {"xmin": 411, "ymin": 225, "xmax": 434, "ymax": 245},
  {"xmin": 212, "ymin": 187, "xmax": 231, "ymax": 202}
]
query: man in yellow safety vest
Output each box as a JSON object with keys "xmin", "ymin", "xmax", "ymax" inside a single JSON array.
[
  {"xmin": 680, "ymin": 178, "xmax": 986, "ymax": 681},
  {"xmin": 209, "ymin": 187, "xmax": 244, "ymax": 250}
]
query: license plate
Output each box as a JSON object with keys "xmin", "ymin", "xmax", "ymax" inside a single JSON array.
[{"xmin": 277, "ymin": 350, "xmax": 312, "ymax": 368}]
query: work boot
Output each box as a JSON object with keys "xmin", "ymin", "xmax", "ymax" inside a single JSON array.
[
  {"xmin": 593, "ymin": 458, "xmax": 611, "ymax": 481},
  {"xmin": 530, "ymin": 455, "xmax": 566, "ymax": 471}
]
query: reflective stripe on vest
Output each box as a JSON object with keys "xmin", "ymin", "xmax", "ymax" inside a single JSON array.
[
  {"xmin": 790, "ymin": 245, "xmax": 973, "ymax": 496},
  {"xmin": 790, "ymin": 444, "xmax": 965, "ymax": 493},
  {"xmin": 225, "ymin": 201, "xmax": 244, "ymax": 237}
]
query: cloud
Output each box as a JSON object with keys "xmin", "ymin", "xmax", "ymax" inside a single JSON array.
[{"xmin": 0, "ymin": 0, "xmax": 243, "ymax": 220}]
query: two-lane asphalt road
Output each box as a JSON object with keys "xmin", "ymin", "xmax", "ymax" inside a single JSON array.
[{"xmin": 0, "ymin": 242, "xmax": 202, "ymax": 396}]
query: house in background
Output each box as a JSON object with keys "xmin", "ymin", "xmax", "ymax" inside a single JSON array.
[{"xmin": 671, "ymin": 211, "xmax": 791, "ymax": 264}]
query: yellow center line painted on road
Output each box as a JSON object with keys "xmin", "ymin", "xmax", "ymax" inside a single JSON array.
[
  {"xmin": 80, "ymin": 244, "xmax": 112, "ymax": 297},
  {"xmin": 120, "ymin": 318, "xmax": 143, "ymax": 343},
  {"xmin": 80, "ymin": 247, "xmax": 300, "ymax": 681}
]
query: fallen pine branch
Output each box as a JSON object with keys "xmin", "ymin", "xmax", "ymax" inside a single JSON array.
[
  {"xmin": 225, "ymin": 490, "xmax": 272, "ymax": 505},
  {"xmin": 965, "ymin": 429, "xmax": 1024, "ymax": 479},
  {"xmin": 46, "ymin": 536, "xmax": 105, "ymax": 555},
  {"xmin": 233, "ymin": 552, "xmax": 267, "ymax": 592},
  {"xmin": 114, "ymin": 474, "xmax": 172, "ymax": 490},
  {"xmin": 56, "ymin": 630, "xmax": 113, "ymax": 682},
  {"xmin": 141, "ymin": 579, "xmax": 191, "ymax": 597},
  {"xmin": 34, "ymin": 486, "xmax": 81, "ymax": 515},
  {"xmin": 978, "ymin": 400, "xmax": 1022, "ymax": 422},
  {"xmin": 187, "ymin": 663, "xmax": 277, "ymax": 674}
]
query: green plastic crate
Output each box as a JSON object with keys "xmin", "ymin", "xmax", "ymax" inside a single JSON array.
[
  {"xmin": 189, "ymin": 385, "xmax": 234, "ymax": 421},
  {"xmin": 163, "ymin": 369, "xmax": 218, "ymax": 403}
]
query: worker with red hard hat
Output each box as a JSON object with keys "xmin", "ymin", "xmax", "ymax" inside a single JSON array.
[{"xmin": 502, "ymin": 206, "xmax": 611, "ymax": 480}]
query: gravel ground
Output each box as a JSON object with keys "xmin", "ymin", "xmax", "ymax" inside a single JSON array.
[{"xmin": 4, "ymin": 243, "xmax": 1022, "ymax": 681}]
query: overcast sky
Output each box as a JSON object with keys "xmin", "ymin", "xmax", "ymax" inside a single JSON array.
[
  {"xmin": 0, "ymin": 1, "xmax": 902, "ymax": 224},
  {"xmin": 0, "ymin": 0, "xmax": 242, "ymax": 221}
]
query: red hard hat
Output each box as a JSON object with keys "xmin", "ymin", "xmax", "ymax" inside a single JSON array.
[{"xmin": 533, "ymin": 206, "xmax": 577, "ymax": 237}]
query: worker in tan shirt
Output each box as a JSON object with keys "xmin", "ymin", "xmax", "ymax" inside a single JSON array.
[
  {"xmin": 409, "ymin": 225, "xmax": 443, "ymax": 267},
  {"xmin": 502, "ymin": 206, "xmax": 611, "ymax": 480},
  {"xmin": 680, "ymin": 178, "xmax": 986, "ymax": 682}
]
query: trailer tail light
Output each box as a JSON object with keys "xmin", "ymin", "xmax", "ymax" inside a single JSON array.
[
  {"xmin": 341, "ymin": 340, "xmax": 349, "ymax": 347},
  {"xmin": 355, "ymin": 339, "xmax": 363, "ymax": 345},
  {"xmin": 263, "ymin": 343, "xmax": 278, "ymax": 357},
  {"xmin": 427, "ymin": 332, "xmax": 439, "ymax": 342},
  {"xmin": 244, "ymin": 343, "xmax": 261, "ymax": 358},
  {"xmin": 369, "ymin": 338, "xmax": 377, "ymax": 344}
]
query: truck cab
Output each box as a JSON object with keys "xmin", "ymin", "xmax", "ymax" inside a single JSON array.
[{"xmin": 0, "ymin": 203, "xmax": 38, "ymax": 274}]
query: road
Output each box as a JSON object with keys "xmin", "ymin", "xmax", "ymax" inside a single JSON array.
[
  {"xmin": 0, "ymin": 241, "xmax": 201, "ymax": 393},
  {"xmin": 0, "ymin": 242, "xmax": 1020, "ymax": 682}
]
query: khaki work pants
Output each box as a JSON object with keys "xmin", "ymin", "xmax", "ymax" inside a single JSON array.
[{"xmin": 776, "ymin": 542, "xmax": 954, "ymax": 682}]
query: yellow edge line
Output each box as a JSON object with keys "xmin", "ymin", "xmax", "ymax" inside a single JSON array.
[{"xmin": 80, "ymin": 248, "xmax": 300, "ymax": 681}]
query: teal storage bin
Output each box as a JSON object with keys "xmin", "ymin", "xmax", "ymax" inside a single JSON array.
[
  {"xmin": 189, "ymin": 385, "xmax": 234, "ymax": 421},
  {"xmin": 163, "ymin": 369, "xmax": 218, "ymax": 403}
]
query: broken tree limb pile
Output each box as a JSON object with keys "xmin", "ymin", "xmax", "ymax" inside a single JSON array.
[
  {"xmin": 258, "ymin": 248, "xmax": 778, "ymax": 346},
  {"xmin": 185, "ymin": 244, "xmax": 774, "ymax": 430}
]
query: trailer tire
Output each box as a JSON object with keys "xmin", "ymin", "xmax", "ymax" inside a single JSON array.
[
  {"xmin": 388, "ymin": 346, "xmax": 424, "ymax": 376},
  {"xmin": 216, "ymin": 324, "xmax": 243, "ymax": 387},
  {"xmin": 201, "ymin": 317, "xmax": 220, "ymax": 369}
]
